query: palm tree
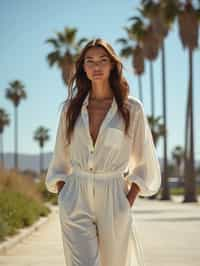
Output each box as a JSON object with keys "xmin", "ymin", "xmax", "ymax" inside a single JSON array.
[
  {"xmin": 116, "ymin": 15, "xmax": 162, "ymax": 200},
  {"xmin": 128, "ymin": 11, "xmax": 162, "ymax": 150},
  {"xmin": 177, "ymin": 0, "xmax": 199, "ymax": 202},
  {"xmin": 139, "ymin": 2, "xmax": 164, "ymax": 123},
  {"xmin": 5, "ymin": 80, "xmax": 27, "ymax": 169},
  {"xmin": 140, "ymin": 0, "xmax": 179, "ymax": 200},
  {"xmin": 147, "ymin": 114, "xmax": 165, "ymax": 199},
  {"xmin": 33, "ymin": 126, "xmax": 50, "ymax": 174},
  {"xmin": 45, "ymin": 27, "xmax": 88, "ymax": 89},
  {"xmin": 172, "ymin": 145, "xmax": 184, "ymax": 186},
  {"xmin": 116, "ymin": 17, "xmax": 146, "ymax": 102},
  {"xmin": 116, "ymin": 40, "xmax": 145, "ymax": 102},
  {"xmin": 147, "ymin": 115, "xmax": 165, "ymax": 147},
  {"xmin": 0, "ymin": 108, "xmax": 10, "ymax": 168}
]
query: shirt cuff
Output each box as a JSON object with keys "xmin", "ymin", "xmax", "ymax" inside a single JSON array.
[
  {"xmin": 45, "ymin": 174, "xmax": 67, "ymax": 194},
  {"xmin": 127, "ymin": 175, "xmax": 160, "ymax": 197}
]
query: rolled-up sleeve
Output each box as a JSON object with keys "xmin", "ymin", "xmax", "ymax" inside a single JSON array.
[
  {"xmin": 127, "ymin": 101, "xmax": 162, "ymax": 197},
  {"xmin": 45, "ymin": 104, "xmax": 72, "ymax": 194}
]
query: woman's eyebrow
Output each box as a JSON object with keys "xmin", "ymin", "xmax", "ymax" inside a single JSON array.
[{"xmin": 85, "ymin": 55, "xmax": 109, "ymax": 59}]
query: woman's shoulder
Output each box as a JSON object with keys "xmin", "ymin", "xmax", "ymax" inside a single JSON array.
[
  {"xmin": 127, "ymin": 95, "xmax": 143, "ymax": 113},
  {"xmin": 61, "ymin": 99, "xmax": 71, "ymax": 114}
]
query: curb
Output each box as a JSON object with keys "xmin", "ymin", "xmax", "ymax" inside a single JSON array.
[{"xmin": 0, "ymin": 203, "xmax": 55, "ymax": 255}]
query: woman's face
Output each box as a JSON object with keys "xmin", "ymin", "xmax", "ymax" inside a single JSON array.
[{"xmin": 83, "ymin": 46, "xmax": 114, "ymax": 82}]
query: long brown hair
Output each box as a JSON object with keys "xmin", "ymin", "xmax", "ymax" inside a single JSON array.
[{"xmin": 61, "ymin": 38, "xmax": 131, "ymax": 144}]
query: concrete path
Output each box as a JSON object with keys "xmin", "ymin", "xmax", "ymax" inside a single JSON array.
[
  {"xmin": 0, "ymin": 206, "xmax": 66, "ymax": 266},
  {"xmin": 0, "ymin": 196, "xmax": 199, "ymax": 266},
  {"xmin": 135, "ymin": 195, "xmax": 200, "ymax": 266}
]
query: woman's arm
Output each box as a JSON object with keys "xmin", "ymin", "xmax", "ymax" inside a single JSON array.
[
  {"xmin": 127, "ymin": 100, "xmax": 162, "ymax": 198},
  {"xmin": 45, "ymin": 103, "xmax": 72, "ymax": 194}
]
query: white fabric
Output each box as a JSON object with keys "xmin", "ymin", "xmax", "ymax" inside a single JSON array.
[
  {"xmin": 58, "ymin": 170, "xmax": 145, "ymax": 266},
  {"xmin": 45, "ymin": 91, "xmax": 161, "ymax": 197},
  {"xmin": 45, "ymin": 91, "xmax": 161, "ymax": 266}
]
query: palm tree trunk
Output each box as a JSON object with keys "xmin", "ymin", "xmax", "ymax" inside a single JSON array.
[
  {"xmin": 160, "ymin": 41, "xmax": 170, "ymax": 200},
  {"xmin": 148, "ymin": 61, "xmax": 158, "ymax": 199},
  {"xmin": 184, "ymin": 72, "xmax": 190, "ymax": 195},
  {"xmin": 0, "ymin": 132, "xmax": 4, "ymax": 168},
  {"xmin": 40, "ymin": 146, "xmax": 44, "ymax": 174},
  {"xmin": 14, "ymin": 106, "xmax": 18, "ymax": 170},
  {"xmin": 40, "ymin": 148, "xmax": 42, "ymax": 174},
  {"xmin": 138, "ymin": 75, "xmax": 143, "ymax": 103},
  {"xmin": 183, "ymin": 48, "xmax": 197, "ymax": 202},
  {"xmin": 150, "ymin": 61, "xmax": 155, "ymax": 119}
]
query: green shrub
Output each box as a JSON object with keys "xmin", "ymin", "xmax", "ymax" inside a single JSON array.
[
  {"xmin": 0, "ymin": 167, "xmax": 42, "ymax": 202},
  {"xmin": 0, "ymin": 189, "xmax": 50, "ymax": 242},
  {"xmin": 170, "ymin": 186, "xmax": 200, "ymax": 195},
  {"xmin": 0, "ymin": 216, "xmax": 10, "ymax": 241},
  {"xmin": 36, "ymin": 173, "xmax": 58, "ymax": 205}
]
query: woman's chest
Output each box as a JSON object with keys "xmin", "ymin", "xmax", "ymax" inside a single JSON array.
[
  {"xmin": 70, "ymin": 110, "xmax": 131, "ymax": 153},
  {"xmin": 87, "ymin": 103, "xmax": 111, "ymax": 146}
]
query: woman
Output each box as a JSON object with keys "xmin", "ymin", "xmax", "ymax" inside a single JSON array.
[{"xmin": 45, "ymin": 38, "xmax": 161, "ymax": 266}]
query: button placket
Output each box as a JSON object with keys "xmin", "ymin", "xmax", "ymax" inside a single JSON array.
[
  {"xmin": 88, "ymin": 146, "xmax": 95, "ymax": 197},
  {"xmin": 88, "ymin": 147, "xmax": 94, "ymax": 171}
]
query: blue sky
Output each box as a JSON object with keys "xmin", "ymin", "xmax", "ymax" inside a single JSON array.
[{"xmin": 0, "ymin": 0, "xmax": 200, "ymax": 162}]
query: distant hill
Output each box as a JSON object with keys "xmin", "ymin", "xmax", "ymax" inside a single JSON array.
[
  {"xmin": 2, "ymin": 153, "xmax": 200, "ymax": 174},
  {"xmin": 2, "ymin": 152, "xmax": 53, "ymax": 173}
]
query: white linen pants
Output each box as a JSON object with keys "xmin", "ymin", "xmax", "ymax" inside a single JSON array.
[{"xmin": 58, "ymin": 169, "xmax": 145, "ymax": 266}]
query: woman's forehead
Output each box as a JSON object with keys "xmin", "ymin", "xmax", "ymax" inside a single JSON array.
[{"xmin": 84, "ymin": 46, "xmax": 109, "ymax": 58}]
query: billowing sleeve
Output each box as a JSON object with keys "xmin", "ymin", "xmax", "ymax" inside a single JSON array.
[
  {"xmin": 127, "ymin": 101, "xmax": 162, "ymax": 197},
  {"xmin": 45, "ymin": 103, "xmax": 72, "ymax": 194}
]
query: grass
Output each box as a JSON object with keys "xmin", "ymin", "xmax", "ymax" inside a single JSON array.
[
  {"xmin": 0, "ymin": 189, "xmax": 50, "ymax": 241},
  {"xmin": 0, "ymin": 167, "xmax": 51, "ymax": 242},
  {"xmin": 170, "ymin": 186, "xmax": 200, "ymax": 195}
]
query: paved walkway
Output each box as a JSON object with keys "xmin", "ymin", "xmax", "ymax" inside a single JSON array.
[
  {"xmin": 0, "ymin": 195, "xmax": 199, "ymax": 266},
  {"xmin": 134, "ymin": 195, "xmax": 200, "ymax": 266}
]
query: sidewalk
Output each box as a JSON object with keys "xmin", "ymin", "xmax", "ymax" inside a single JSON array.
[
  {"xmin": 0, "ymin": 205, "xmax": 66, "ymax": 266},
  {"xmin": 0, "ymin": 196, "xmax": 199, "ymax": 266},
  {"xmin": 134, "ymin": 195, "xmax": 200, "ymax": 266}
]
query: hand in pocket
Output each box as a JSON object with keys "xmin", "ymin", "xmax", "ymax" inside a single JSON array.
[{"xmin": 57, "ymin": 181, "xmax": 66, "ymax": 194}]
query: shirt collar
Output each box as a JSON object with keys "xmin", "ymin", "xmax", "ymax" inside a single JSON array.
[{"xmin": 80, "ymin": 90, "xmax": 119, "ymax": 149}]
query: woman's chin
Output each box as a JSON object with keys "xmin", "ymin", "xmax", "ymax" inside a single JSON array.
[
  {"xmin": 93, "ymin": 75, "xmax": 103, "ymax": 79},
  {"xmin": 91, "ymin": 77, "xmax": 105, "ymax": 82}
]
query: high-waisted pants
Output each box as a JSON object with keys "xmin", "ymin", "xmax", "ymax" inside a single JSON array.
[{"xmin": 58, "ymin": 169, "xmax": 145, "ymax": 266}]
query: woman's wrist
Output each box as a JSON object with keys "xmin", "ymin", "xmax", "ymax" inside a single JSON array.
[
  {"xmin": 56, "ymin": 180, "xmax": 65, "ymax": 193},
  {"xmin": 127, "ymin": 182, "xmax": 140, "ymax": 203}
]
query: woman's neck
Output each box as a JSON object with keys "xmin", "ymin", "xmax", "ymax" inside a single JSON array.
[{"xmin": 89, "ymin": 88, "xmax": 113, "ymax": 101}]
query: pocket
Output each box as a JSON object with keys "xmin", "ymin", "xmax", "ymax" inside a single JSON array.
[
  {"xmin": 104, "ymin": 128, "xmax": 124, "ymax": 149},
  {"xmin": 123, "ymin": 189, "xmax": 131, "ymax": 209},
  {"xmin": 58, "ymin": 182, "xmax": 67, "ymax": 203},
  {"xmin": 119, "ymin": 178, "xmax": 131, "ymax": 209}
]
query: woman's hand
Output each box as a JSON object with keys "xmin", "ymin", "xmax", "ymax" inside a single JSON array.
[
  {"xmin": 126, "ymin": 182, "xmax": 140, "ymax": 207},
  {"xmin": 56, "ymin": 180, "xmax": 66, "ymax": 194}
]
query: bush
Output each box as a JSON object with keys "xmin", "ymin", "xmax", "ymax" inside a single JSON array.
[
  {"xmin": 0, "ymin": 167, "xmax": 42, "ymax": 203},
  {"xmin": 0, "ymin": 189, "xmax": 50, "ymax": 242},
  {"xmin": 36, "ymin": 172, "xmax": 58, "ymax": 205},
  {"xmin": 0, "ymin": 216, "xmax": 10, "ymax": 241},
  {"xmin": 170, "ymin": 186, "xmax": 200, "ymax": 195}
]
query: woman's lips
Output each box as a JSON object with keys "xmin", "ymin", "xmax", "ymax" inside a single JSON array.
[{"xmin": 93, "ymin": 72, "xmax": 103, "ymax": 76}]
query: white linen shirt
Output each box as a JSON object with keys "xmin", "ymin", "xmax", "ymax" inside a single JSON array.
[{"xmin": 45, "ymin": 91, "xmax": 161, "ymax": 196}]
